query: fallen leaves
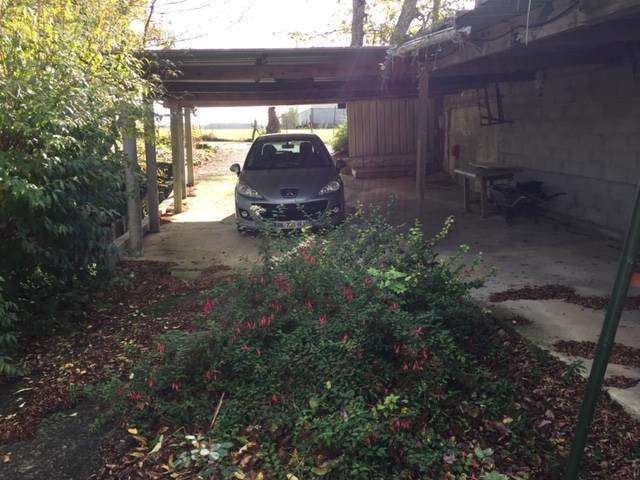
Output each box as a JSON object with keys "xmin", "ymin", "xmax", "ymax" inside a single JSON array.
[{"xmin": 489, "ymin": 284, "xmax": 640, "ymax": 310}]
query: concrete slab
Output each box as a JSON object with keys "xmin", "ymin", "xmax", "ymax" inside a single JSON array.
[
  {"xmin": 134, "ymin": 142, "xmax": 261, "ymax": 278},
  {"xmin": 345, "ymin": 174, "xmax": 640, "ymax": 416}
]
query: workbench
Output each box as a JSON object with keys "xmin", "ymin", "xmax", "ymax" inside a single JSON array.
[{"xmin": 453, "ymin": 165, "xmax": 520, "ymax": 217}]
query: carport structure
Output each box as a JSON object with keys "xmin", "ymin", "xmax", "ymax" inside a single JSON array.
[{"xmin": 140, "ymin": 46, "xmax": 418, "ymax": 227}]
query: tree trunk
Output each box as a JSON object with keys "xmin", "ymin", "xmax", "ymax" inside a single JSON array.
[
  {"xmin": 433, "ymin": 0, "xmax": 441, "ymax": 23},
  {"xmin": 266, "ymin": 107, "xmax": 281, "ymax": 134},
  {"xmin": 350, "ymin": 0, "xmax": 366, "ymax": 47},
  {"xmin": 390, "ymin": 0, "xmax": 418, "ymax": 46}
]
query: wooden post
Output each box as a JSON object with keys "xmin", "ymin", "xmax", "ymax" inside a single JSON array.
[
  {"xmin": 416, "ymin": 60, "xmax": 430, "ymax": 222},
  {"xmin": 185, "ymin": 107, "xmax": 195, "ymax": 187},
  {"xmin": 122, "ymin": 117, "xmax": 143, "ymax": 256},
  {"xmin": 144, "ymin": 101, "xmax": 160, "ymax": 233},
  {"xmin": 179, "ymin": 108, "xmax": 187, "ymax": 199},
  {"xmin": 169, "ymin": 106, "xmax": 183, "ymax": 214}
]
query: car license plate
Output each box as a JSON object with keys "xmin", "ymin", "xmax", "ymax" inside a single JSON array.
[{"xmin": 274, "ymin": 220, "xmax": 307, "ymax": 229}]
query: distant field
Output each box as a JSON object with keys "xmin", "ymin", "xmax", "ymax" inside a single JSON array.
[{"xmin": 159, "ymin": 127, "xmax": 338, "ymax": 147}]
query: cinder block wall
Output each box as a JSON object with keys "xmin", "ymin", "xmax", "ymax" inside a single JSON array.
[{"xmin": 444, "ymin": 63, "xmax": 640, "ymax": 237}]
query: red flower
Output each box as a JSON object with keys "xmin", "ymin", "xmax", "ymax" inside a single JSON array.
[
  {"xmin": 128, "ymin": 391, "xmax": 143, "ymax": 402},
  {"xmin": 202, "ymin": 298, "xmax": 216, "ymax": 315},
  {"xmin": 259, "ymin": 314, "xmax": 274, "ymax": 328},
  {"xmin": 411, "ymin": 326, "xmax": 424, "ymax": 337},
  {"xmin": 269, "ymin": 394, "xmax": 280, "ymax": 404},
  {"xmin": 344, "ymin": 285, "xmax": 356, "ymax": 301},
  {"xmin": 421, "ymin": 348, "xmax": 430, "ymax": 362},
  {"xmin": 275, "ymin": 274, "xmax": 293, "ymax": 295},
  {"xmin": 305, "ymin": 300, "xmax": 313, "ymax": 312},
  {"xmin": 389, "ymin": 302, "xmax": 400, "ymax": 311},
  {"xmin": 402, "ymin": 362, "xmax": 409, "ymax": 371},
  {"xmin": 147, "ymin": 378, "xmax": 156, "ymax": 389},
  {"xmin": 171, "ymin": 382, "xmax": 181, "ymax": 392},
  {"xmin": 245, "ymin": 320, "xmax": 256, "ymax": 330},
  {"xmin": 241, "ymin": 343, "xmax": 250, "ymax": 352},
  {"xmin": 394, "ymin": 344, "xmax": 402, "ymax": 354},
  {"xmin": 156, "ymin": 343, "xmax": 166, "ymax": 354},
  {"xmin": 318, "ymin": 314, "xmax": 328, "ymax": 326},
  {"xmin": 270, "ymin": 301, "xmax": 283, "ymax": 313},
  {"xmin": 412, "ymin": 360, "xmax": 420, "ymax": 371}
]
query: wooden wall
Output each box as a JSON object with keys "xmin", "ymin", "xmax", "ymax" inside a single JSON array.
[{"xmin": 347, "ymin": 98, "xmax": 417, "ymax": 177}]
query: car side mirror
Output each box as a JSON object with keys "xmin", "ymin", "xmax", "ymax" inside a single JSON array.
[
  {"xmin": 230, "ymin": 163, "xmax": 241, "ymax": 175},
  {"xmin": 335, "ymin": 160, "xmax": 346, "ymax": 172}
]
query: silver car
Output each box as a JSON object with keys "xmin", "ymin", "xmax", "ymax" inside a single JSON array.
[{"xmin": 230, "ymin": 133, "xmax": 346, "ymax": 232}]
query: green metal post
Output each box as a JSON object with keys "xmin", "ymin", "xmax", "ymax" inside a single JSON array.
[{"xmin": 566, "ymin": 185, "xmax": 640, "ymax": 479}]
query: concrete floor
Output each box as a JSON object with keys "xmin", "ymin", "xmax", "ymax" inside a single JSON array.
[
  {"xmin": 345, "ymin": 175, "xmax": 640, "ymax": 416},
  {"xmin": 140, "ymin": 143, "xmax": 261, "ymax": 278},
  {"xmin": 137, "ymin": 142, "xmax": 640, "ymax": 416}
]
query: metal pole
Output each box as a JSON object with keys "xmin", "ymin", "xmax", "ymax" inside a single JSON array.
[{"xmin": 566, "ymin": 184, "xmax": 640, "ymax": 479}]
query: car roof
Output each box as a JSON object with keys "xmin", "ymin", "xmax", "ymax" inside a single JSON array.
[{"xmin": 255, "ymin": 133, "xmax": 322, "ymax": 142}]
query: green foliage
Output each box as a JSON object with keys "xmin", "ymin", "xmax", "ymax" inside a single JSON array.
[
  {"xmin": 280, "ymin": 107, "xmax": 300, "ymax": 130},
  {"xmin": 95, "ymin": 209, "xmax": 517, "ymax": 478},
  {"xmin": 0, "ymin": 0, "xmax": 151, "ymax": 369},
  {"xmin": 0, "ymin": 278, "xmax": 19, "ymax": 375},
  {"xmin": 331, "ymin": 122, "xmax": 348, "ymax": 154}
]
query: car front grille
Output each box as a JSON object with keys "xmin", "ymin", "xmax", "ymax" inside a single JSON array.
[{"xmin": 252, "ymin": 200, "xmax": 328, "ymax": 221}]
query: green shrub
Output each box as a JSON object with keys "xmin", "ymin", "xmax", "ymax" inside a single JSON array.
[
  {"xmin": 331, "ymin": 122, "xmax": 348, "ymax": 154},
  {"xmin": 96, "ymin": 210, "xmax": 517, "ymax": 478},
  {"xmin": 0, "ymin": 0, "xmax": 151, "ymax": 356}
]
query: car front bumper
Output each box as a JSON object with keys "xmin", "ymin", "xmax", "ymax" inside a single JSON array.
[{"xmin": 235, "ymin": 191, "xmax": 345, "ymax": 230}]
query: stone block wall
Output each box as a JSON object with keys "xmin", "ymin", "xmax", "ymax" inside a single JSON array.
[{"xmin": 443, "ymin": 62, "xmax": 640, "ymax": 237}]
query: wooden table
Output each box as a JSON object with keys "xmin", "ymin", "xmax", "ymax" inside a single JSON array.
[{"xmin": 453, "ymin": 165, "xmax": 520, "ymax": 217}]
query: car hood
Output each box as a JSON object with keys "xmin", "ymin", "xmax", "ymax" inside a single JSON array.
[{"xmin": 240, "ymin": 168, "xmax": 339, "ymax": 200}]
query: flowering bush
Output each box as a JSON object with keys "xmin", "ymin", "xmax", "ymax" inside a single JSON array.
[{"xmin": 98, "ymin": 209, "xmax": 516, "ymax": 478}]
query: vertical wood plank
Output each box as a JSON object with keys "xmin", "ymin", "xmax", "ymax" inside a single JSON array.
[
  {"xmin": 416, "ymin": 63, "xmax": 430, "ymax": 222},
  {"xmin": 185, "ymin": 108, "xmax": 195, "ymax": 187},
  {"xmin": 144, "ymin": 101, "xmax": 160, "ymax": 234},
  {"xmin": 169, "ymin": 106, "xmax": 183, "ymax": 214},
  {"xmin": 122, "ymin": 116, "xmax": 143, "ymax": 256}
]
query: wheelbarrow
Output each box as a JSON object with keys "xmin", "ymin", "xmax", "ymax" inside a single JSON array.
[{"xmin": 489, "ymin": 181, "xmax": 566, "ymax": 224}]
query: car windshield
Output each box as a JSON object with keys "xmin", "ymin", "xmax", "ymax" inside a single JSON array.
[{"xmin": 243, "ymin": 138, "xmax": 333, "ymax": 170}]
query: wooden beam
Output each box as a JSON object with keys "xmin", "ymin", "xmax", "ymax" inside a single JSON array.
[
  {"xmin": 121, "ymin": 117, "xmax": 143, "ymax": 256},
  {"xmin": 143, "ymin": 101, "xmax": 160, "ymax": 234},
  {"xmin": 432, "ymin": 1, "xmax": 640, "ymax": 73},
  {"xmin": 160, "ymin": 64, "xmax": 388, "ymax": 82},
  {"xmin": 416, "ymin": 61, "xmax": 429, "ymax": 222},
  {"xmin": 169, "ymin": 107, "xmax": 183, "ymax": 214},
  {"xmin": 184, "ymin": 108, "xmax": 194, "ymax": 187},
  {"xmin": 179, "ymin": 108, "xmax": 186, "ymax": 200}
]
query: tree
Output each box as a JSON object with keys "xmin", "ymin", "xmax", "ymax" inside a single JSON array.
[
  {"xmin": 351, "ymin": 0, "xmax": 367, "ymax": 46},
  {"xmin": 280, "ymin": 107, "xmax": 300, "ymax": 130},
  {"xmin": 0, "ymin": 0, "xmax": 152, "ymax": 371},
  {"xmin": 390, "ymin": 0, "xmax": 418, "ymax": 45},
  {"xmin": 289, "ymin": 1, "xmax": 468, "ymax": 47},
  {"xmin": 266, "ymin": 107, "xmax": 281, "ymax": 134}
]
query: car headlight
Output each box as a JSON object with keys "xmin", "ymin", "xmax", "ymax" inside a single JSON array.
[
  {"xmin": 319, "ymin": 180, "xmax": 342, "ymax": 195},
  {"xmin": 237, "ymin": 181, "xmax": 263, "ymax": 199}
]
